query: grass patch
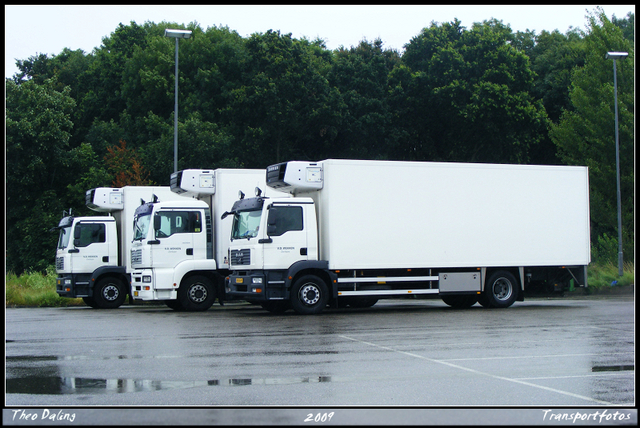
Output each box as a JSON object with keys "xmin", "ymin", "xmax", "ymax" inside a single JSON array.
[
  {"xmin": 5, "ymin": 266, "xmax": 84, "ymax": 307},
  {"xmin": 587, "ymin": 261, "xmax": 635, "ymax": 289}
]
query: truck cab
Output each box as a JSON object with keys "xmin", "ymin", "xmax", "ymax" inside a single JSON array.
[
  {"xmin": 130, "ymin": 197, "xmax": 217, "ymax": 311},
  {"xmin": 225, "ymin": 190, "xmax": 331, "ymax": 314},
  {"xmin": 53, "ymin": 213, "xmax": 124, "ymax": 308}
]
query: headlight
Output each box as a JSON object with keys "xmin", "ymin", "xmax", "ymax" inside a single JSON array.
[
  {"xmin": 252, "ymin": 277, "xmax": 263, "ymax": 284},
  {"xmin": 142, "ymin": 276, "xmax": 152, "ymax": 283},
  {"xmin": 64, "ymin": 279, "xmax": 71, "ymax": 285}
]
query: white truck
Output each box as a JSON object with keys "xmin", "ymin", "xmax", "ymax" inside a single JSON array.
[
  {"xmin": 53, "ymin": 186, "xmax": 188, "ymax": 308},
  {"xmin": 129, "ymin": 169, "xmax": 287, "ymax": 311},
  {"xmin": 225, "ymin": 159, "xmax": 591, "ymax": 314}
]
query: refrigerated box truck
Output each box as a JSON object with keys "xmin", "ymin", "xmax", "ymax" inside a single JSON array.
[
  {"xmin": 225, "ymin": 159, "xmax": 591, "ymax": 314},
  {"xmin": 53, "ymin": 186, "xmax": 189, "ymax": 308}
]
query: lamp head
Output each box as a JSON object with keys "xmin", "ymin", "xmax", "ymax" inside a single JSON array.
[
  {"xmin": 165, "ymin": 29, "xmax": 192, "ymax": 39},
  {"xmin": 606, "ymin": 52, "xmax": 628, "ymax": 60}
]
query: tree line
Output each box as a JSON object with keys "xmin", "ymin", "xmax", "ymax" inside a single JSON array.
[{"xmin": 5, "ymin": 7, "xmax": 634, "ymax": 274}]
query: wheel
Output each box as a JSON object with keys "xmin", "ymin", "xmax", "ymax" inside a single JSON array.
[
  {"xmin": 164, "ymin": 299, "xmax": 183, "ymax": 311},
  {"xmin": 260, "ymin": 301, "xmax": 290, "ymax": 313},
  {"xmin": 482, "ymin": 270, "xmax": 519, "ymax": 308},
  {"xmin": 178, "ymin": 275, "xmax": 216, "ymax": 311},
  {"xmin": 441, "ymin": 295, "xmax": 478, "ymax": 308},
  {"xmin": 290, "ymin": 275, "xmax": 329, "ymax": 315},
  {"xmin": 82, "ymin": 296, "xmax": 100, "ymax": 309},
  {"xmin": 93, "ymin": 277, "xmax": 127, "ymax": 309}
]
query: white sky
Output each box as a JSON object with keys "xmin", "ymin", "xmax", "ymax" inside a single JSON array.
[{"xmin": 4, "ymin": 4, "xmax": 635, "ymax": 79}]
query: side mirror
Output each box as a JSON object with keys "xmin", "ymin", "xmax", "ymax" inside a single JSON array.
[
  {"xmin": 267, "ymin": 208, "xmax": 277, "ymax": 236},
  {"xmin": 154, "ymin": 214, "xmax": 162, "ymax": 231}
]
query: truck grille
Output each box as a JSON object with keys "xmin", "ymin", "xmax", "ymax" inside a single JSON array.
[
  {"xmin": 56, "ymin": 257, "xmax": 64, "ymax": 270},
  {"xmin": 131, "ymin": 249, "xmax": 142, "ymax": 264},
  {"xmin": 230, "ymin": 249, "xmax": 250, "ymax": 265}
]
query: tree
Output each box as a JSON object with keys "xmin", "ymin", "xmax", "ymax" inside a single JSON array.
[
  {"xmin": 399, "ymin": 19, "xmax": 549, "ymax": 164},
  {"xmin": 80, "ymin": 22, "xmax": 151, "ymax": 127},
  {"xmin": 528, "ymin": 29, "xmax": 586, "ymax": 124},
  {"xmin": 550, "ymin": 8, "xmax": 634, "ymax": 261},
  {"xmin": 104, "ymin": 139, "xmax": 153, "ymax": 186},
  {"xmin": 327, "ymin": 39, "xmax": 401, "ymax": 159},
  {"xmin": 225, "ymin": 30, "xmax": 341, "ymax": 166},
  {"xmin": 6, "ymin": 78, "xmax": 76, "ymax": 273}
]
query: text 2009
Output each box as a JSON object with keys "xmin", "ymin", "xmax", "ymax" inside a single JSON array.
[{"xmin": 304, "ymin": 412, "xmax": 335, "ymax": 423}]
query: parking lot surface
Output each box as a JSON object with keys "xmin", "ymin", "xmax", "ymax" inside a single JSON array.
[{"xmin": 5, "ymin": 296, "xmax": 635, "ymax": 424}]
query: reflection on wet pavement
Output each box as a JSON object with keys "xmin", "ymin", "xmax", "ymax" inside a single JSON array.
[{"xmin": 6, "ymin": 354, "xmax": 334, "ymax": 395}]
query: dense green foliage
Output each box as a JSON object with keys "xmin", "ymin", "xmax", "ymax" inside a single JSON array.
[{"xmin": 5, "ymin": 8, "xmax": 634, "ymax": 275}]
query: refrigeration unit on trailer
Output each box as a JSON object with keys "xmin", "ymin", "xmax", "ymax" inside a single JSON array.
[
  {"xmin": 53, "ymin": 186, "xmax": 188, "ymax": 308},
  {"xmin": 225, "ymin": 159, "xmax": 591, "ymax": 314},
  {"xmin": 129, "ymin": 169, "xmax": 288, "ymax": 311}
]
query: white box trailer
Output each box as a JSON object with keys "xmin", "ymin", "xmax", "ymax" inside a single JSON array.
[
  {"xmin": 226, "ymin": 159, "xmax": 591, "ymax": 314},
  {"xmin": 306, "ymin": 159, "xmax": 590, "ymax": 270}
]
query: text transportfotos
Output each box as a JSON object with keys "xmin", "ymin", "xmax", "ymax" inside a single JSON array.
[{"xmin": 542, "ymin": 409, "xmax": 631, "ymax": 423}]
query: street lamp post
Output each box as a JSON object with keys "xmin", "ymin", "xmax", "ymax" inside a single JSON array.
[
  {"xmin": 605, "ymin": 51, "xmax": 628, "ymax": 277},
  {"xmin": 165, "ymin": 29, "xmax": 192, "ymax": 173}
]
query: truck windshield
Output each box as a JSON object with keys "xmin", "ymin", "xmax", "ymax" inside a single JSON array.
[
  {"xmin": 57, "ymin": 226, "xmax": 72, "ymax": 249},
  {"xmin": 133, "ymin": 213, "xmax": 151, "ymax": 241},
  {"xmin": 231, "ymin": 210, "xmax": 262, "ymax": 240}
]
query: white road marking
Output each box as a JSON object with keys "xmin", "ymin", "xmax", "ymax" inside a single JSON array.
[{"xmin": 339, "ymin": 335, "xmax": 612, "ymax": 405}]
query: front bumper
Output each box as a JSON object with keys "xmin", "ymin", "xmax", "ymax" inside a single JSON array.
[
  {"xmin": 227, "ymin": 271, "xmax": 288, "ymax": 302},
  {"xmin": 130, "ymin": 269, "xmax": 178, "ymax": 301},
  {"xmin": 56, "ymin": 274, "xmax": 92, "ymax": 298}
]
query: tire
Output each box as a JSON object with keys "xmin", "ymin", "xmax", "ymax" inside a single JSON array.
[
  {"xmin": 178, "ymin": 275, "xmax": 216, "ymax": 311},
  {"xmin": 482, "ymin": 270, "xmax": 519, "ymax": 308},
  {"xmin": 164, "ymin": 299, "xmax": 183, "ymax": 311},
  {"xmin": 441, "ymin": 295, "xmax": 478, "ymax": 309},
  {"xmin": 82, "ymin": 296, "xmax": 100, "ymax": 309},
  {"xmin": 290, "ymin": 275, "xmax": 329, "ymax": 315},
  {"xmin": 93, "ymin": 277, "xmax": 127, "ymax": 309},
  {"xmin": 260, "ymin": 301, "xmax": 290, "ymax": 313}
]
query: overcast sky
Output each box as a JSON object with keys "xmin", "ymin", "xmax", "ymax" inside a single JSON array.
[{"xmin": 4, "ymin": 5, "xmax": 635, "ymax": 79}]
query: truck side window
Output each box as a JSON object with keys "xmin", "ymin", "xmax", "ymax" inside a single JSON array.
[
  {"xmin": 74, "ymin": 223, "xmax": 106, "ymax": 247},
  {"xmin": 156, "ymin": 211, "xmax": 202, "ymax": 238},
  {"xmin": 269, "ymin": 206, "xmax": 303, "ymax": 237}
]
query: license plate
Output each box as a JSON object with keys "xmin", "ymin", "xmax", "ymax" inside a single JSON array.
[
  {"xmin": 236, "ymin": 278, "xmax": 244, "ymax": 284},
  {"xmin": 134, "ymin": 291, "xmax": 139, "ymax": 297}
]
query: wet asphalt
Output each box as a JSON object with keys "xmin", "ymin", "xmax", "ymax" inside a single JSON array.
[{"xmin": 4, "ymin": 295, "xmax": 636, "ymax": 425}]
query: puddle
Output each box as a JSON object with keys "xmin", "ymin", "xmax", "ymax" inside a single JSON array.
[
  {"xmin": 6, "ymin": 375, "xmax": 334, "ymax": 395},
  {"xmin": 6, "ymin": 356, "xmax": 336, "ymax": 395},
  {"xmin": 592, "ymin": 365, "xmax": 634, "ymax": 372}
]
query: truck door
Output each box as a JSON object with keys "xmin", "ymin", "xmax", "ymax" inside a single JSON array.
[
  {"xmin": 71, "ymin": 221, "xmax": 114, "ymax": 272},
  {"xmin": 150, "ymin": 210, "xmax": 201, "ymax": 268},
  {"xmin": 262, "ymin": 204, "xmax": 308, "ymax": 270}
]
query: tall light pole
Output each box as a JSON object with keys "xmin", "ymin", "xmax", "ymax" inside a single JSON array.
[
  {"xmin": 165, "ymin": 29, "xmax": 192, "ymax": 173},
  {"xmin": 605, "ymin": 51, "xmax": 628, "ymax": 277}
]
